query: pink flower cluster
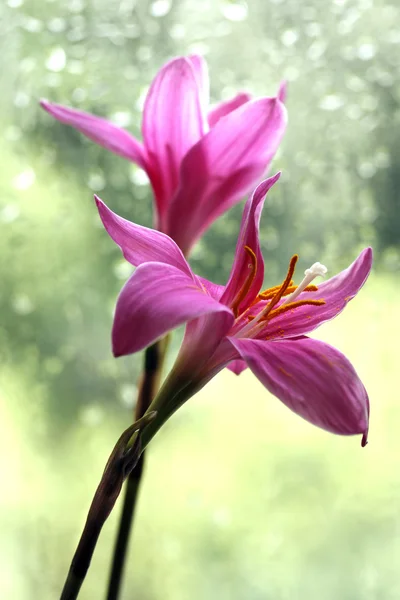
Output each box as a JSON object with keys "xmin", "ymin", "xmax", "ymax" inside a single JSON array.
[{"xmin": 42, "ymin": 55, "xmax": 371, "ymax": 446}]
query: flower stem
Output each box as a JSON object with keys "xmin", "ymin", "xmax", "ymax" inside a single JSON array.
[
  {"xmin": 59, "ymin": 416, "xmax": 150, "ymax": 600},
  {"xmin": 106, "ymin": 340, "xmax": 168, "ymax": 600}
]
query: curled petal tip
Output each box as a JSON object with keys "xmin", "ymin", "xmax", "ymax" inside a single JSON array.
[
  {"xmin": 361, "ymin": 430, "xmax": 369, "ymax": 447},
  {"xmin": 271, "ymin": 170, "xmax": 282, "ymax": 183},
  {"xmin": 277, "ymin": 80, "xmax": 288, "ymax": 103}
]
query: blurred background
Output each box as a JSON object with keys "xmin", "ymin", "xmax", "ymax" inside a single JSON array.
[{"xmin": 1, "ymin": 0, "xmax": 399, "ymax": 598}]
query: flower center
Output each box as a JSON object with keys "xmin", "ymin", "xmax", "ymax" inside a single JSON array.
[{"xmin": 233, "ymin": 250, "xmax": 327, "ymax": 339}]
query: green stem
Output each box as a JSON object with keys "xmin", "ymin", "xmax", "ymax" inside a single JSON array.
[{"xmin": 106, "ymin": 340, "xmax": 168, "ymax": 600}]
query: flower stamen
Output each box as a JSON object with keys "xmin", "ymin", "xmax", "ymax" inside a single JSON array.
[
  {"xmin": 238, "ymin": 255, "xmax": 298, "ymax": 334},
  {"xmin": 266, "ymin": 298, "xmax": 325, "ymax": 321},
  {"xmin": 259, "ymin": 283, "xmax": 318, "ymax": 301},
  {"xmin": 259, "ymin": 254, "xmax": 298, "ymax": 319},
  {"xmin": 230, "ymin": 245, "xmax": 257, "ymax": 318},
  {"xmin": 258, "ymin": 281, "xmax": 294, "ymax": 299},
  {"xmin": 282, "ymin": 262, "xmax": 327, "ymax": 306},
  {"xmin": 246, "ymin": 298, "xmax": 325, "ymax": 323}
]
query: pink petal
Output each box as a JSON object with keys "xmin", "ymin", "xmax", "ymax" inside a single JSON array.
[
  {"xmin": 227, "ymin": 359, "xmax": 248, "ymax": 375},
  {"xmin": 197, "ymin": 276, "xmax": 225, "ymax": 301},
  {"xmin": 95, "ymin": 196, "xmax": 194, "ymax": 279},
  {"xmin": 229, "ymin": 337, "xmax": 369, "ymax": 444},
  {"xmin": 188, "ymin": 55, "xmax": 210, "ymax": 112},
  {"xmin": 221, "ymin": 174, "xmax": 280, "ymax": 311},
  {"xmin": 208, "ymin": 92, "xmax": 252, "ymax": 128},
  {"xmin": 277, "ymin": 81, "xmax": 287, "ymax": 103},
  {"xmin": 165, "ymin": 97, "xmax": 287, "ymax": 255},
  {"xmin": 264, "ymin": 248, "xmax": 373, "ymax": 340},
  {"xmin": 113, "ymin": 262, "xmax": 233, "ymax": 357},
  {"xmin": 175, "ymin": 310, "xmax": 236, "ymax": 381},
  {"xmin": 40, "ymin": 100, "xmax": 147, "ymax": 170},
  {"xmin": 142, "ymin": 57, "xmax": 208, "ymax": 219}
]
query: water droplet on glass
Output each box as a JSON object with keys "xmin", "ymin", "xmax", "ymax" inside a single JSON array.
[
  {"xmin": 111, "ymin": 111, "xmax": 132, "ymax": 128},
  {"xmin": 87, "ymin": 172, "xmax": 105, "ymax": 192},
  {"xmin": 46, "ymin": 47, "xmax": 66, "ymax": 72},
  {"xmin": 80, "ymin": 404, "xmax": 104, "ymax": 427},
  {"xmin": 169, "ymin": 24, "xmax": 186, "ymax": 39},
  {"xmin": 12, "ymin": 168, "xmax": 35, "ymax": 191},
  {"xmin": 150, "ymin": 0, "xmax": 171, "ymax": 17},
  {"xmin": 358, "ymin": 162, "xmax": 376, "ymax": 179},
  {"xmin": 129, "ymin": 165, "xmax": 150, "ymax": 186},
  {"xmin": 305, "ymin": 22, "xmax": 321, "ymax": 38},
  {"xmin": 374, "ymin": 150, "xmax": 390, "ymax": 169},
  {"xmin": 281, "ymin": 29, "xmax": 299, "ymax": 47},
  {"xmin": 68, "ymin": 0, "xmax": 85, "ymax": 13},
  {"xmin": 47, "ymin": 18, "xmax": 66, "ymax": 33},
  {"xmin": 113, "ymin": 260, "xmax": 134, "ymax": 280},
  {"xmin": 283, "ymin": 66, "xmax": 299, "ymax": 82},
  {"xmin": 319, "ymin": 94, "xmax": 344, "ymax": 111},
  {"xmin": 22, "ymin": 17, "xmax": 43, "ymax": 33},
  {"xmin": 307, "ymin": 41, "xmax": 326, "ymax": 61},
  {"xmin": 13, "ymin": 294, "xmax": 35, "ymax": 315},
  {"xmin": 221, "ymin": 1, "xmax": 248, "ymax": 22},
  {"xmin": 1, "ymin": 204, "xmax": 20, "ymax": 223},
  {"xmin": 119, "ymin": 384, "xmax": 137, "ymax": 409},
  {"xmin": 357, "ymin": 43, "xmax": 376, "ymax": 61},
  {"xmin": 136, "ymin": 46, "xmax": 152, "ymax": 62},
  {"xmin": 14, "ymin": 92, "xmax": 30, "ymax": 108},
  {"xmin": 71, "ymin": 87, "xmax": 87, "ymax": 103}
]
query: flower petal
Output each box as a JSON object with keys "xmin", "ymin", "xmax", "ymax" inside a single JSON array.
[
  {"xmin": 188, "ymin": 55, "xmax": 210, "ymax": 112},
  {"xmin": 166, "ymin": 97, "xmax": 287, "ymax": 254},
  {"xmin": 208, "ymin": 92, "xmax": 251, "ymax": 128},
  {"xmin": 113, "ymin": 262, "xmax": 233, "ymax": 357},
  {"xmin": 229, "ymin": 336, "xmax": 369, "ymax": 444},
  {"xmin": 197, "ymin": 276, "xmax": 225, "ymax": 301},
  {"xmin": 95, "ymin": 196, "xmax": 194, "ymax": 278},
  {"xmin": 264, "ymin": 248, "xmax": 373, "ymax": 340},
  {"xmin": 142, "ymin": 57, "xmax": 207, "ymax": 218},
  {"xmin": 277, "ymin": 81, "xmax": 287, "ymax": 103},
  {"xmin": 220, "ymin": 174, "xmax": 281, "ymax": 311},
  {"xmin": 40, "ymin": 100, "xmax": 147, "ymax": 169},
  {"xmin": 227, "ymin": 359, "xmax": 248, "ymax": 375}
]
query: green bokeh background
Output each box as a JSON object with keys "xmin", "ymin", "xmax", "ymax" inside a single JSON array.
[{"xmin": 1, "ymin": 0, "xmax": 399, "ymax": 598}]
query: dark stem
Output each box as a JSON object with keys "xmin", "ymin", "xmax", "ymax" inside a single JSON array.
[
  {"xmin": 106, "ymin": 341, "xmax": 167, "ymax": 600},
  {"xmin": 60, "ymin": 517, "xmax": 103, "ymax": 600},
  {"xmin": 59, "ymin": 415, "xmax": 148, "ymax": 600},
  {"xmin": 105, "ymin": 455, "xmax": 144, "ymax": 600}
]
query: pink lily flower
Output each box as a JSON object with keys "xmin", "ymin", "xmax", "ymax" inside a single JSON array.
[
  {"xmin": 40, "ymin": 56, "xmax": 287, "ymax": 256},
  {"xmin": 95, "ymin": 174, "xmax": 372, "ymax": 446}
]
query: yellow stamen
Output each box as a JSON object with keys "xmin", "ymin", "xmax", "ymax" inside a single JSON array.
[
  {"xmin": 247, "ymin": 296, "xmax": 324, "ymax": 323},
  {"xmin": 265, "ymin": 298, "xmax": 325, "ymax": 322},
  {"xmin": 259, "ymin": 254, "xmax": 298, "ymax": 319},
  {"xmin": 259, "ymin": 283, "xmax": 318, "ymax": 301},
  {"xmin": 258, "ymin": 280, "xmax": 294, "ymax": 299},
  {"xmin": 238, "ymin": 255, "xmax": 299, "ymax": 334},
  {"xmin": 230, "ymin": 245, "xmax": 257, "ymax": 318}
]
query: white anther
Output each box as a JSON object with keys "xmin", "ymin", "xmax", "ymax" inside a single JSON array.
[
  {"xmin": 282, "ymin": 261, "xmax": 328, "ymax": 305},
  {"xmin": 304, "ymin": 262, "xmax": 328, "ymax": 278}
]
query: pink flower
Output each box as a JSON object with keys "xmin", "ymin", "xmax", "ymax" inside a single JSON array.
[
  {"xmin": 95, "ymin": 174, "xmax": 372, "ymax": 446},
  {"xmin": 41, "ymin": 56, "xmax": 287, "ymax": 255}
]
